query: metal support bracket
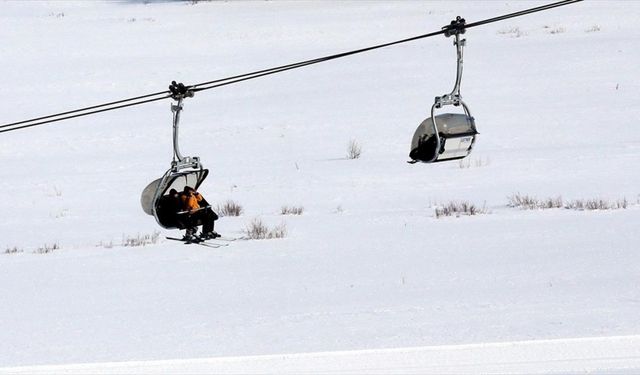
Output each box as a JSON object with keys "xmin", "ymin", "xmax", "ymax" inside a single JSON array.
[
  {"xmin": 442, "ymin": 16, "xmax": 466, "ymax": 37},
  {"xmin": 426, "ymin": 17, "xmax": 471, "ymax": 163},
  {"xmin": 434, "ymin": 33, "xmax": 466, "ymax": 108},
  {"xmin": 169, "ymin": 81, "xmax": 200, "ymax": 170},
  {"xmin": 171, "ymin": 156, "xmax": 201, "ymax": 173}
]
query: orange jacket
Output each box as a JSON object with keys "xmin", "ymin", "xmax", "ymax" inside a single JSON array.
[{"xmin": 180, "ymin": 192, "xmax": 203, "ymax": 213}]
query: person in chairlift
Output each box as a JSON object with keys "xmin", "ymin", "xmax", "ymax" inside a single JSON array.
[{"xmin": 180, "ymin": 186, "xmax": 219, "ymax": 240}]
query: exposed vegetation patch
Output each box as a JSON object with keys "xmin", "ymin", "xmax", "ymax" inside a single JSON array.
[
  {"xmin": 497, "ymin": 26, "xmax": 526, "ymax": 38},
  {"xmin": 244, "ymin": 218, "xmax": 287, "ymax": 240},
  {"xmin": 435, "ymin": 201, "xmax": 488, "ymax": 218},
  {"xmin": 548, "ymin": 26, "xmax": 566, "ymax": 34},
  {"xmin": 508, "ymin": 193, "xmax": 629, "ymax": 211},
  {"xmin": 565, "ymin": 198, "xmax": 628, "ymax": 211},
  {"xmin": 122, "ymin": 232, "xmax": 161, "ymax": 247},
  {"xmin": 281, "ymin": 205, "xmax": 304, "ymax": 215},
  {"xmin": 508, "ymin": 193, "xmax": 563, "ymax": 210},
  {"xmin": 4, "ymin": 246, "xmax": 23, "ymax": 255},
  {"xmin": 347, "ymin": 139, "xmax": 362, "ymax": 159},
  {"xmin": 126, "ymin": 17, "xmax": 155, "ymax": 23},
  {"xmin": 217, "ymin": 200, "xmax": 244, "ymax": 217},
  {"xmin": 34, "ymin": 243, "xmax": 60, "ymax": 254},
  {"xmin": 585, "ymin": 25, "xmax": 601, "ymax": 33},
  {"xmin": 96, "ymin": 240, "xmax": 114, "ymax": 249}
]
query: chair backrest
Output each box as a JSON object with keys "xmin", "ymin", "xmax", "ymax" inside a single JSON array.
[
  {"xmin": 409, "ymin": 113, "xmax": 477, "ymax": 163},
  {"xmin": 140, "ymin": 168, "xmax": 209, "ymax": 229}
]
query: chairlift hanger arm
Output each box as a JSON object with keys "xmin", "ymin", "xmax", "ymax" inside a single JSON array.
[
  {"xmin": 423, "ymin": 17, "xmax": 473, "ymax": 164},
  {"xmin": 435, "ymin": 17, "xmax": 466, "ymax": 109},
  {"xmin": 169, "ymin": 81, "xmax": 201, "ymax": 171}
]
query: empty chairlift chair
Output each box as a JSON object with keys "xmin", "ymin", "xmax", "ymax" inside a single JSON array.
[{"xmin": 409, "ymin": 17, "xmax": 478, "ymax": 164}]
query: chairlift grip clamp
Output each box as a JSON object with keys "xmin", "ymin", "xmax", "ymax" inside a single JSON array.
[
  {"xmin": 169, "ymin": 81, "xmax": 195, "ymax": 101},
  {"xmin": 442, "ymin": 16, "xmax": 466, "ymax": 37}
]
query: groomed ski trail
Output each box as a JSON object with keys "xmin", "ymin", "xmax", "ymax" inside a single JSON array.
[{"xmin": 3, "ymin": 335, "xmax": 640, "ymax": 374}]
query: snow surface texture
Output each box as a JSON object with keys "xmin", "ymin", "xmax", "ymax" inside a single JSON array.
[
  {"xmin": 4, "ymin": 336, "xmax": 640, "ymax": 374},
  {"xmin": 1, "ymin": 0, "xmax": 639, "ymax": 373}
]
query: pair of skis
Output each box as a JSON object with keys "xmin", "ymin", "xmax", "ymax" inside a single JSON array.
[{"xmin": 166, "ymin": 235, "xmax": 237, "ymax": 248}]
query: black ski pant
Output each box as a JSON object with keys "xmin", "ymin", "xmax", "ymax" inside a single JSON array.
[{"xmin": 187, "ymin": 208, "xmax": 218, "ymax": 233}]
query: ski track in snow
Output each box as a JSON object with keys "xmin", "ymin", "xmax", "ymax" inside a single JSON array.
[
  {"xmin": 4, "ymin": 336, "xmax": 640, "ymax": 374},
  {"xmin": 1, "ymin": 0, "xmax": 639, "ymax": 372}
]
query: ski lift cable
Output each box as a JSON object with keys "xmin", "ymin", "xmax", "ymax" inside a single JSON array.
[
  {"xmin": 0, "ymin": 95, "xmax": 172, "ymax": 134},
  {"xmin": 190, "ymin": 30, "xmax": 446, "ymax": 93},
  {"xmin": 191, "ymin": 0, "xmax": 583, "ymax": 94},
  {"xmin": 0, "ymin": 29, "xmax": 445, "ymax": 134},
  {"xmin": 465, "ymin": 0, "xmax": 581, "ymax": 28},
  {"xmin": 0, "ymin": 0, "xmax": 582, "ymax": 135},
  {"xmin": 0, "ymin": 91, "xmax": 170, "ymax": 131}
]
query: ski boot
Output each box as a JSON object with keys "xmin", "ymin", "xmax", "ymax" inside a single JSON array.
[
  {"xmin": 199, "ymin": 231, "xmax": 221, "ymax": 240},
  {"xmin": 182, "ymin": 228, "xmax": 198, "ymax": 243}
]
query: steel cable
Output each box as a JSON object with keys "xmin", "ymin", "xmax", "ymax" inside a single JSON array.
[{"xmin": 0, "ymin": 0, "xmax": 582, "ymax": 134}]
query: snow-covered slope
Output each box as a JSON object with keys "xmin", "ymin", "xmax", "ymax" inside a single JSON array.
[
  {"xmin": 5, "ymin": 336, "xmax": 640, "ymax": 374},
  {"xmin": 1, "ymin": 0, "xmax": 639, "ymax": 372}
]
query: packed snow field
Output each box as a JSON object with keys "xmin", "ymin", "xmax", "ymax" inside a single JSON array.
[{"xmin": 1, "ymin": 0, "xmax": 639, "ymax": 373}]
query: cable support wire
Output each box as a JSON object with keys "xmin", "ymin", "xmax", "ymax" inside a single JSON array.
[
  {"xmin": 0, "ymin": 0, "xmax": 582, "ymax": 135},
  {"xmin": 191, "ymin": 0, "xmax": 582, "ymax": 94},
  {"xmin": 0, "ymin": 95, "xmax": 172, "ymax": 134},
  {"xmin": 465, "ymin": 0, "xmax": 582, "ymax": 28},
  {"xmin": 192, "ymin": 30, "xmax": 446, "ymax": 93}
]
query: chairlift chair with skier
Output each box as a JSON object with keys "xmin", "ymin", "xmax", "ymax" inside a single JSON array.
[{"xmin": 140, "ymin": 82, "xmax": 213, "ymax": 236}]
